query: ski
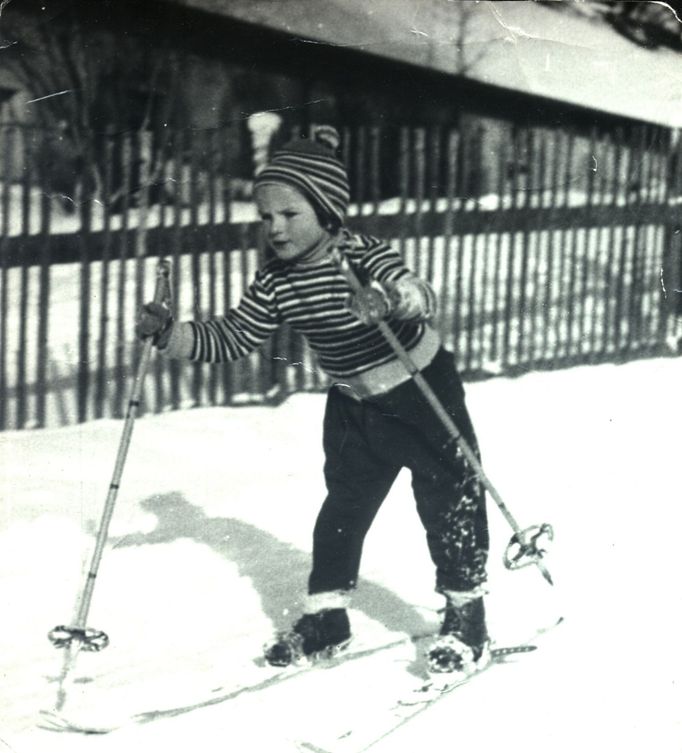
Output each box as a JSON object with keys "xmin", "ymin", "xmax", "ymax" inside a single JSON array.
[
  {"xmin": 39, "ymin": 616, "xmax": 562, "ymax": 737},
  {"xmin": 345, "ymin": 616, "xmax": 564, "ymax": 753},
  {"xmin": 38, "ymin": 629, "xmax": 434, "ymax": 734}
]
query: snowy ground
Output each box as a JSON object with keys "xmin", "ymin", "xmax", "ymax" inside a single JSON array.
[{"xmin": 1, "ymin": 356, "xmax": 681, "ymax": 753}]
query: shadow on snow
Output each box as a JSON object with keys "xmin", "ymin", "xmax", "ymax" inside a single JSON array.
[{"xmin": 114, "ymin": 491, "xmax": 435, "ymax": 641}]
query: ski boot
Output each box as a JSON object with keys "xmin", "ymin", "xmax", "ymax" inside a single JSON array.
[
  {"xmin": 265, "ymin": 608, "xmax": 351, "ymax": 667},
  {"xmin": 427, "ymin": 594, "xmax": 490, "ymax": 675}
]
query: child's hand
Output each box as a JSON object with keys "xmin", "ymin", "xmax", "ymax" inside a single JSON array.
[
  {"xmin": 387, "ymin": 276, "xmax": 437, "ymax": 321},
  {"xmin": 136, "ymin": 302, "xmax": 174, "ymax": 348},
  {"xmin": 345, "ymin": 281, "xmax": 392, "ymax": 325}
]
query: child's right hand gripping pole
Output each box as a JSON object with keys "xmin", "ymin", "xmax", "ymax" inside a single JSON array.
[
  {"xmin": 330, "ymin": 247, "xmax": 555, "ymax": 587},
  {"xmin": 136, "ymin": 261, "xmax": 174, "ymax": 348}
]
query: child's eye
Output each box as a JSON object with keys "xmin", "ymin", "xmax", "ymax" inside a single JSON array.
[{"xmin": 283, "ymin": 211, "xmax": 298, "ymax": 218}]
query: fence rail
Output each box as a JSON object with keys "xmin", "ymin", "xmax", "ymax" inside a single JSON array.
[{"xmin": 1, "ymin": 120, "xmax": 681, "ymax": 430}]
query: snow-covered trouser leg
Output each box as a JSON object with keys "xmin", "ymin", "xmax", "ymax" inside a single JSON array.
[{"xmin": 368, "ymin": 347, "xmax": 489, "ymax": 593}]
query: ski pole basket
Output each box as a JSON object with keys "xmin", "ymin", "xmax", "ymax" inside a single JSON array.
[
  {"xmin": 48, "ymin": 625, "xmax": 110, "ymax": 652},
  {"xmin": 504, "ymin": 523, "xmax": 554, "ymax": 572}
]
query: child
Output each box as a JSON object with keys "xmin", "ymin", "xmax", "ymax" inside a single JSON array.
[{"xmin": 137, "ymin": 126, "xmax": 490, "ymax": 676}]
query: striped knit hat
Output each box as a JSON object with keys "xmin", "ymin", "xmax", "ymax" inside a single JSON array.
[{"xmin": 254, "ymin": 126, "xmax": 350, "ymax": 231}]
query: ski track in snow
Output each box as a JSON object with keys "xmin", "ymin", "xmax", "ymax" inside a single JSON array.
[{"xmin": 1, "ymin": 357, "xmax": 681, "ymax": 753}]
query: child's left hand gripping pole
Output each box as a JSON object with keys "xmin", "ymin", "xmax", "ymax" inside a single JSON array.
[
  {"xmin": 45, "ymin": 259, "xmax": 172, "ymax": 716},
  {"xmin": 330, "ymin": 247, "xmax": 554, "ymax": 587}
]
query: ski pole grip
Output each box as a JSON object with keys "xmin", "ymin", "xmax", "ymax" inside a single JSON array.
[{"xmin": 153, "ymin": 259, "xmax": 172, "ymax": 306}]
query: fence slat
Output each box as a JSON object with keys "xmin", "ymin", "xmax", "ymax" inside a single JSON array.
[
  {"xmin": 77, "ymin": 192, "xmax": 93, "ymax": 424},
  {"xmin": 398, "ymin": 127, "xmax": 410, "ymax": 259},
  {"xmin": 206, "ymin": 128, "xmax": 220, "ymax": 406},
  {"xmin": 152, "ymin": 129, "xmax": 169, "ymax": 413},
  {"xmin": 16, "ymin": 127, "xmax": 31, "ymax": 428},
  {"xmin": 649, "ymin": 136, "xmax": 668, "ymax": 346},
  {"xmin": 0, "ymin": 126, "xmax": 14, "ymax": 430},
  {"xmin": 613, "ymin": 131, "xmax": 634, "ymax": 355},
  {"xmin": 413, "ymin": 128, "xmax": 426, "ymax": 276},
  {"xmin": 114, "ymin": 132, "xmax": 133, "ymax": 418},
  {"xmin": 586, "ymin": 128, "xmax": 601, "ymax": 359},
  {"xmin": 453, "ymin": 135, "xmax": 466, "ymax": 369},
  {"xmin": 35, "ymin": 162, "xmax": 52, "ymax": 428},
  {"xmin": 355, "ymin": 125, "xmax": 366, "ymax": 209},
  {"xmin": 501, "ymin": 126, "xmax": 520, "ymax": 369},
  {"xmin": 220, "ymin": 128, "xmax": 236, "ymax": 404},
  {"xmin": 170, "ymin": 127, "xmax": 184, "ymax": 410},
  {"xmin": 529, "ymin": 128, "xmax": 547, "ymax": 366},
  {"xmin": 490, "ymin": 127, "xmax": 507, "ymax": 365},
  {"xmin": 661, "ymin": 135, "xmax": 682, "ymax": 347},
  {"xmin": 95, "ymin": 134, "xmax": 114, "ymax": 419},
  {"xmin": 370, "ymin": 126, "xmax": 381, "ymax": 213},
  {"xmin": 515, "ymin": 127, "xmax": 532, "ymax": 366},
  {"xmin": 440, "ymin": 129, "xmax": 458, "ymax": 351},
  {"xmin": 189, "ymin": 127, "xmax": 204, "ymax": 406},
  {"xmin": 465, "ymin": 126, "xmax": 481, "ymax": 374},
  {"xmin": 626, "ymin": 126, "xmax": 646, "ymax": 352}
]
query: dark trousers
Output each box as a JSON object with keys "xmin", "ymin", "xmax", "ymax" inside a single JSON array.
[{"xmin": 309, "ymin": 348, "xmax": 489, "ymax": 596}]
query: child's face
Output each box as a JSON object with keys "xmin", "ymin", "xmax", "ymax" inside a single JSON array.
[{"xmin": 255, "ymin": 183, "xmax": 330, "ymax": 264}]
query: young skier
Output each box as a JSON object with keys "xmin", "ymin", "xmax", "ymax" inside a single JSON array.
[{"xmin": 137, "ymin": 126, "xmax": 490, "ymax": 676}]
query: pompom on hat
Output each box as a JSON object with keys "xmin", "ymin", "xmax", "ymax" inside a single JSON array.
[{"xmin": 254, "ymin": 125, "xmax": 350, "ymax": 231}]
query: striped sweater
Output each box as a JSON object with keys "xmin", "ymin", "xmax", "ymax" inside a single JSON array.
[{"xmin": 169, "ymin": 231, "xmax": 439, "ymax": 384}]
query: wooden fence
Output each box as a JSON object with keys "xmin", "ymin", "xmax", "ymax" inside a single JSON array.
[{"xmin": 1, "ymin": 120, "xmax": 681, "ymax": 430}]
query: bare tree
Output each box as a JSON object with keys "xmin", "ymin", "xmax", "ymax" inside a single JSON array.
[{"xmin": 0, "ymin": 3, "xmax": 182, "ymax": 204}]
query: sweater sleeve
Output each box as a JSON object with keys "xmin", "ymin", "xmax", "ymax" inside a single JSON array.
[
  {"xmin": 361, "ymin": 238, "xmax": 412, "ymax": 285},
  {"xmin": 163, "ymin": 271, "xmax": 281, "ymax": 363}
]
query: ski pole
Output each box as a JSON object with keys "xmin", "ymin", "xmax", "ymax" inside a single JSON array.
[
  {"xmin": 331, "ymin": 248, "xmax": 554, "ymax": 587},
  {"xmin": 48, "ymin": 259, "xmax": 172, "ymax": 655}
]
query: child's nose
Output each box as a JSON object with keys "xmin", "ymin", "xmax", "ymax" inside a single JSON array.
[{"xmin": 270, "ymin": 216, "xmax": 285, "ymax": 235}]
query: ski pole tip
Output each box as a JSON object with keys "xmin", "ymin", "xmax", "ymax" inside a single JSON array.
[{"xmin": 538, "ymin": 562, "xmax": 554, "ymax": 586}]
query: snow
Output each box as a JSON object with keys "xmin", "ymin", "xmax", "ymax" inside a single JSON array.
[{"xmin": 1, "ymin": 355, "xmax": 681, "ymax": 752}]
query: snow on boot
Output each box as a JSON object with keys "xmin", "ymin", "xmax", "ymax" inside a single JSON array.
[
  {"xmin": 427, "ymin": 595, "xmax": 490, "ymax": 675},
  {"xmin": 264, "ymin": 608, "xmax": 351, "ymax": 667}
]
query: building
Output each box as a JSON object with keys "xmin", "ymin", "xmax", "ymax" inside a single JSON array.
[{"xmin": 1, "ymin": 1, "xmax": 679, "ymax": 200}]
